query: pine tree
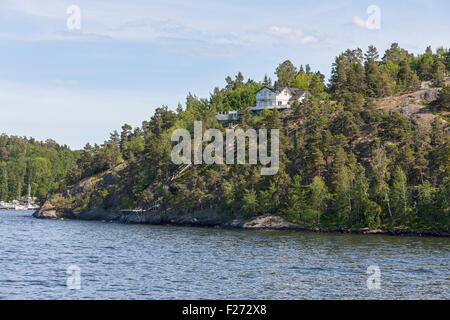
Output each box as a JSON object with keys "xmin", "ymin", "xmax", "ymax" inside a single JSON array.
[
  {"xmin": 275, "ymin": 60, "xmax": 297, "ymax": 86},
  {"xmin": 432, "ymin": 60, "xmax": 446, "ymax": 87},
  {"xmin": 365, "ymin": 45, "xmax": 380, "ymax": 62},
  {"xmin": 391, "ymin": 166, "xmax": 409, "ymax": 224},
  {"xmin": 0, "ymin": 163, "xmax": 8, "ymax": 201},
  {"xmin": 308, "ymin": 147, "xmax": 326, "ymax": 178},
  {"xmin": 329, "ymin": 147, "xmax": 347, "ymax": 191},
  {"xmin": 305, "ymin": 64, "xmax": 311, "ymax": 75},
  {"xmin": 382, "ymin": 43, "xmax": 404, "ymax": 64},
  {"xmin": 286, "ymin": 175, "xmax": 309, "ymax": 223},
  {"xmin": 309, "ymin": 176, "xmax": 330, "ymax": 225},
  {"xmin": 242, "ymin": 188, "xmax": 258, "ymax": 218},
  {"xmin": 235, "ymin": 72, "xmax": 245, "ymax": 89},
  {"xmin": 371, "ymin": 148, "xmax": 392, "ymax": 219},
  {"xmin": 351, "ymin": 164, "xmax": 369, "ymax": 225},
  {"xmin": 434, "ymin": 179, "xmax": 450, "ymax": 228},
  {"xmin": 262, "ymin": 74, "xmax": 272, "ymax": 86},
  {"xmin": 335, "ymin": 166, "xmax": 353, "ymax": 225},
  {"xmin": 309, "ymin": 72, "xmax": 326, "ymax": 97},
  {"xmin": 436, "ymin": 85, "xmax": 450, "ymax": 110},
  {"xmin": 417, "ymin": 180, "xmax": 435, "ymax": 224},
  {"xmin": 398, "ymin": 59, "xmax": 420, "ymax": 91},
  {"xmin": 258, "ymin": 182, "xmax": 276, "ymax": 214},
  {"xmin": 365, "ymin": 58, "xmax": 383, "ymax": 97}
]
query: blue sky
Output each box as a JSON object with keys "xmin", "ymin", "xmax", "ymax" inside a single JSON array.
[{"xmin": 0, "ymin": 0, "xmax": 449, "ymax": 149}]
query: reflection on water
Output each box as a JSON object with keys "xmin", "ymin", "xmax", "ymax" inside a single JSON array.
[{"xmin": 0, "ymin": 210, "xmax": 448, "ymax": 299}]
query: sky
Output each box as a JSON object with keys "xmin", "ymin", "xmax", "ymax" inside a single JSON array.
[{"xmin": 0, "ymin": 0, "xmax": 449, "ymax": 149}]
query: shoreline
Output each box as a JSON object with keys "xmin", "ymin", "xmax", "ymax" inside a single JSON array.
[{"xmin": 32, "ymin": 206, "xmax": 450, "ymax": 238}]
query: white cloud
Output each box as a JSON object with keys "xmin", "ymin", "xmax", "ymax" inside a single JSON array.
[
  {"xmin": 0, "ymin": 1, "xmax": 320, "ymax": 53},
  {"xmin": 267, "ymin": 25, "xmax": 318, "ymax": 45},
  {"xmin": 269, "ymin": 26, "xmax": 294, "ymax": 35},
  {"xmin": 300, "ymin": 35, "xmax": 318, "ymax": 44}
]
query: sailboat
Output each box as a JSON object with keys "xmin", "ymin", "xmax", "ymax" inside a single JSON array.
[
  {"xmin": 25, "ymin": 183, "xmax": 40, "ymax": 210},
  {"xmin": 0, "ymin": 184, "xmax": 40, "ymax": 211}
]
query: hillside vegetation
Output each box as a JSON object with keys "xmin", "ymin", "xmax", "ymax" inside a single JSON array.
[
  {"xmin": 0, "ymin": 136, "xmax": 79, "ymax": 201},
  {"xmin": 40, "ymin": 44, "xmax": 450, "ymax": 231}
]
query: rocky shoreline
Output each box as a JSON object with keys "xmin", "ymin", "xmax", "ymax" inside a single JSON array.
[{"xmin": 32, "ymin": 203, "xmax": 449, "ymax": 237}]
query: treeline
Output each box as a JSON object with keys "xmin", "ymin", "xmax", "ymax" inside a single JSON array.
[
  {"xmin": 209, "ymin": 43, "xmax": 449, "ymax": 111},
  {"xmin": 330, "ymin": 44, "xmax": 448, "ymax": 100},
  {"xmin": 0, "ymin": 135, "xmax": 79, "ymax": 201},
  {"xmin": 64, "ymin": 43, "xmax": 449, "ymax": 230}
]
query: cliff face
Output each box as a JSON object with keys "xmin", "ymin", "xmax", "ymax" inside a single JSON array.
[
  {"xmin": 33, "ymin": 164, "xmax": 449, "ymax": 237},
  {"xmin": 33, "ymin": 172, "xmax": 449, "ymax": 236},
  {"xmin": 33, "ymin": 189, "xmax": 304, "ymax": 230},
  {"xmin": 33, "ymin": 199, "xmax": 449, "ymax": 236},
  {"xmin": 376, "ymin": 86, "xmax": 447, "ymax": 127},
  {"xmin": 33, "ymin": 162, "xmax": 128, "ymax": 221},
  {"xmin": 32, "ymin": 162, "xmax": 321, "ymax": 230}
]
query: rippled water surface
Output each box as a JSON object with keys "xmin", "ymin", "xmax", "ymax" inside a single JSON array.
[{"xmin": 0, "ymin": 209, "xmax": 448, "ymax": 299}]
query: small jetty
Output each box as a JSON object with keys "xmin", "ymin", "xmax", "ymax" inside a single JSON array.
[
  {"xmin": 119, "ymin": 199, "xmax": 162, "ymax": 214},
  {"xmin": 119, "ymin": 209, "xmax": 145, "ymax": 213}
]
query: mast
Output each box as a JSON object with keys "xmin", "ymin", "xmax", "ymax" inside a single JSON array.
[{"xmin": 28, "ymin": 183, "xmax": 31, "ymax": 204}]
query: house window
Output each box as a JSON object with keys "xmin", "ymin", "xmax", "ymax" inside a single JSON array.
[{"xmin": 278, "ymin": 101, "xmax": 282, "ymax": 106}]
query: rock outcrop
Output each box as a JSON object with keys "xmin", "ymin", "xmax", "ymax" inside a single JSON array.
[
  {"xmin": 377, "ymin": 87, "xmax": 448, "ymax": 127},
  {"xmin": 33, "ymin": 200, "xmax": 450, "ymax": 237},
  {"xmin": 241, "ymin": 214, "xmax": 305, "ymax": 230}
]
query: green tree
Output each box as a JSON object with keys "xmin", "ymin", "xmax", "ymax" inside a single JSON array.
[
  {"xmin": 334, "ymin": 166, "xmax": 353, "ymax": 225},
  {"xmin": 371, "ymin": 148, "xmax": 392, "ymax": 219},
  {"xmin": 0, "ymin": 163, "xmax": 8, "ymax": 201},
  {"xmin": 242, "ymin": 188, "xmax": 259, "ymax": 218},
  {"xmin": 416, "ymin": 181, "xmax": 435, "ymax": 225},
  {"xmin": 436, "ymin": 85, "xmax": 450, "ymax": 110},
  {"xmin": 275, "ymin": 60, "xmax": 297, "ymax": 86},
  {"xmin": 390, "ymin": 166, "xmax": 410, "ymax": 224},
  {"xmin": 398, "ymin": 59, "xmax": 420, "ymax": 91},
  {"xmin": 365, "ymin": 45, "xmax": 380, "ymax": 62},
  {"xmin": 258, "ymin": 182, "xmax": 276, "ymax": 214},
  {"xmin": 262, "ymin": 74, "xmax": 272, "ymax": 86},
  {"xmin": 309, "ymin": 176, "xmax": 330, "ymax": 224},
  {"xmin": 432, "ymin": 60, "xmax": 445, "ymax": 86},
  {"xmin": 285, "ymin": 175, "xmax": 309, "ymax": 223}
]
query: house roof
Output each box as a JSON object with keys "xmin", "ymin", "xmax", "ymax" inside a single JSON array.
[{"xmin": 256, "ymin": 85, "xmax": 310, "ymax": 101}]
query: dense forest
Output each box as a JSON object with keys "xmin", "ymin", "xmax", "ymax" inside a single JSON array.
[
  {"xmin": 13, "ymin": 43, "xmax": 450, "ymax": 231},
  {"xmin": 0, "ymin": 136, "xmax": 79, "ymax": 201}
]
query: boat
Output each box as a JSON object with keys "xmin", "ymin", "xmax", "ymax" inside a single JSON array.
[
  {"xmin": 0, "ymin": 202, "xmax": 14, "ymax": 210},
  {"xmin": 26, "ymin": 203, "xmax": 40, "ymax": 210},
  {"xmin": 0, "ymin": 185, "xmax": 40, "ymax": 211},
  {"xmin": 0, "ymin": 201, "xmax": 40, "ymax": 211}
]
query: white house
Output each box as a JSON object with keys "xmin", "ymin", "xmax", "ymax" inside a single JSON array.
[
  {"xmin": 251, "ymin": 82, "xmax": 310, "ymax": 112},
  {"xmin": 215, "ymin": 81, "xmax": 310, "ymax": 122}
]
